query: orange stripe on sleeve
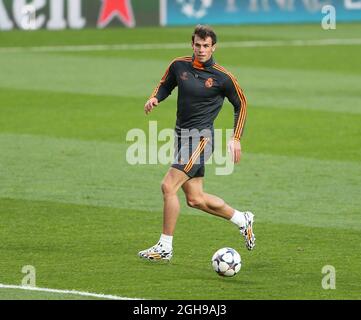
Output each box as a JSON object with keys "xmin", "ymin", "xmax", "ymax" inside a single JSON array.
[
  {"xmin": 213, "ymin": 64, "xmax": 247, "ymax": 140},
  {"xmin": 149, "ymin": 56, "xmax": 192, "ymax": 99}
]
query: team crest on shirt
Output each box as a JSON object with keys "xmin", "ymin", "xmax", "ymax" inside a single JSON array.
[{"xmin": 205, "ymin": 77, "xmax": 213, "ymax": 88}]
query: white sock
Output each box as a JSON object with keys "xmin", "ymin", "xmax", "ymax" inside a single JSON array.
[
  {"xmin": 159, "ymin": 234, "xmax": 173, "ymax": 250},
  {"xmin": 230, "ymin": 210, "xmax": 246, "ymax": 228}
]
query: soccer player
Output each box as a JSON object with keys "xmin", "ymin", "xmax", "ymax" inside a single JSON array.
[{"xmin": 138, "ymin": 25, "xmax": 255, "ymax": 261}]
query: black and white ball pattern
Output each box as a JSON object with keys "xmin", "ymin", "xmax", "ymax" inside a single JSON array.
[{"xmin": 211, "ymin": 247, "xmax": 241, "ymax": 277}]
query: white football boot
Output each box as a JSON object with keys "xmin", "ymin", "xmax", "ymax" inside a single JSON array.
[
  {"xmin": 240, "ymin": 211, "xmax": 256, "ymax": 250},
  {"xmin": 138, "ymin": 242, "xmax": 173, "ymax": 261}
]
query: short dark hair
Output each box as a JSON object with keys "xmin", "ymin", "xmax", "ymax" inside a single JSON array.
[{"xmin": 192, "ymin": 24, "xmax": 217, "ymax": 45}]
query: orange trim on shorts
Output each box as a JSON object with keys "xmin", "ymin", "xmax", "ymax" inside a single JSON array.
[{"xmin": 184, "ymin": 137, "xmax": 209, "ymax": 173}]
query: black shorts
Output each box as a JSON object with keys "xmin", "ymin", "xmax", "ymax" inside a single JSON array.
[{"xmin": 171, "ymin": 129, "xmax": 214, "ymax": 178}]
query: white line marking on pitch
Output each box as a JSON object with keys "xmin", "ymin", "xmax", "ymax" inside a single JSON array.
[
  {"xmin": 0, "ymin": 38, "xmax": 360, "ymax": 53},
  {"xmin": 0, "ymin": 283, "xmax": 142, "ymax": 300}
]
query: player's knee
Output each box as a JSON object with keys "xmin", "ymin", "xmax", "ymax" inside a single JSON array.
[
  {"xmin": 161, "ymin": 181, "xmax": 175, "ymax": 196},
  {"xmin": 186, "ymin": 195, "xmax": 204, "ymax": 209}
]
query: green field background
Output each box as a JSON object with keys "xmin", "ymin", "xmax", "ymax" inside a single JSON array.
[{"xmin": 0, "ymin": 23, "xmax": 360, "ymax": 299}]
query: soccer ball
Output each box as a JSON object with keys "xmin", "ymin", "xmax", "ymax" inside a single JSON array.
[{"xmin": 211, "ymin": 247, "xmax": 241, "ymax": 277}]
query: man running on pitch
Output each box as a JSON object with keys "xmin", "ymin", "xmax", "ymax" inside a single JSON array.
[{"xmin": 139, "ymin": 25, "xmax": 255, "ymax": 261}]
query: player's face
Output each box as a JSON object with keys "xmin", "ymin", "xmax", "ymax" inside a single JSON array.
[{"xmin": 192, "ymin": 35, "xmax": 215, "ymax": 63}]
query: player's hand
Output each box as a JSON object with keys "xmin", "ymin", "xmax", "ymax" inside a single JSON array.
[
  {"xmin": 144, "ymin": 97, "xmax": 159, "ymax": 115},
  {"xmin": 227, "ymin": 139, "xmax": 242, "ymax": 163}
]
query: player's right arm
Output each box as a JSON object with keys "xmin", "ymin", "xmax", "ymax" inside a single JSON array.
[
  {"xmin": 144, "ymin": 97, "xmax": 158, "ymax": 115},
  {"xmin": 144, "ymin": 61, "xmax": 177, "ymax": 115}
]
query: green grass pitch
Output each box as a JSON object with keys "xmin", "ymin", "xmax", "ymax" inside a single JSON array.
[{"xmin": 0, "ymin": 23, "xmax": 361, "ymax": 300}]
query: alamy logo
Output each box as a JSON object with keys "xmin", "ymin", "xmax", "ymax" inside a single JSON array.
[
  {"xmin": 126, "ymin": 121, "xmax": 236, "ymax": 176},
  {"xmin": 21, "ymin": 265, "xmax": 36, "ymax": 287},
  {"xmin": 322, "ymin": 5, "xmax": 336, "ymax": 30},
  {"xmin": 321, "ymin": 265, "xmax": 336, "ymax": 290}
]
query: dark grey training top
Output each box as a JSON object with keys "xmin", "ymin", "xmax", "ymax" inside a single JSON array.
[{"xmin": 150, "ymin": 55, "xmax": 247, "ymax": 140}]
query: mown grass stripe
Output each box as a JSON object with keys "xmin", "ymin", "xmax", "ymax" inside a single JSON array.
[
  {"xmin": 0, "ymin": 38, "xmax": 360, "ymax": 54},
  {"xmin": 0, "ymin": 133, "xmax": 360, "ymax": 230},
  {"xmin": 0, "ymin": 54, "xmax": 359, "ymax": 114}
]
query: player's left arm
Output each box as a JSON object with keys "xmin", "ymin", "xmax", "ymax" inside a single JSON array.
[{"xmin": 223, "ymin": 73, "xmax": 247, "ymax": 163}]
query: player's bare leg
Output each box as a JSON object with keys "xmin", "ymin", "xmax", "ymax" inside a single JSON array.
[
  {"xmin": 161, "ymin": 168, "xmax": 190, "ymax": 235},
  {"xmin": 138, "ymin": 168, "xmax": 189, "ymax": 261},
  {"xmin": 182, "ymin": 177, "xmax": 234, "ymax": 218},
  {"xmin": 182, "ymin": 177, "xmax": 255, "ymax": 250}
]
